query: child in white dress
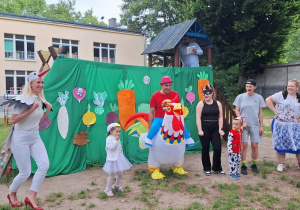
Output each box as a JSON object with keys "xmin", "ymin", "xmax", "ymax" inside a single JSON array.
[{"xmin": 103, "ymin": 123, "xmax": 132, "ymax": 196}]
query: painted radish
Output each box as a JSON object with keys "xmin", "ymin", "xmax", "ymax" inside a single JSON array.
[
  {"xmin": 57, "ymin": 91, "xmax": 69, "ymax": 139},
  {"xmin": 185, "ymin": 85, "xmax": 195, "ymax": 104},
  {"xmin": 105, "ymin": 103, "xmax": 119, "ymax": 125}
]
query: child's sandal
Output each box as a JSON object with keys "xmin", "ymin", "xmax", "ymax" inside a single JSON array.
[
  {"xmin": 113, "ymin": 185, "xmax": 124, "ymax": 192},
  {"xmin": 104, "ymin": 189, "xmax": 114, "ymax": 196}
]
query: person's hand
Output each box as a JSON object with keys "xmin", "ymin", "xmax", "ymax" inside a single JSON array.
[
  {"xmin": 242, "ymin": 122, "xmax": 248, "ymax": 130},
  {"xmin": 44, "ymin": 101, "xmax": 52, "ymax": 111},
  {"xmin": 259, "ymin": 126, "xmax": 264, "ymax": 135},
  {"xmin": 193, "ymin": 48, "xmax": 197, "ymax": 53},
  {"xmin": 114, "ymin": 134, "xmax": 120, "ymax": 141},
  {"xmin": 219, "ymin": 130, "xmax": 225, "ymax": 136},
  {"xmin": 198, "ymin": 130, "xmax": 204, "ymax": 136}
]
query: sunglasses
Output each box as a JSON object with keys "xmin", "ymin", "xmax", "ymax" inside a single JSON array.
[{"xmin": 203, "ymin": 92, "xmax": 212, "ymax": 95}]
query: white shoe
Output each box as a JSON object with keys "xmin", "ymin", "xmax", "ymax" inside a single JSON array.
[{"xmin": 277, "ymin": 164, "xmax": 284, "ymax": 172}]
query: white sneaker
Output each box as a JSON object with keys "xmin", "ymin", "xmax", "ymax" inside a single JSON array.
[{"xmin": 277, "ymin": 164, "xmax": 284, "ymax": 172}]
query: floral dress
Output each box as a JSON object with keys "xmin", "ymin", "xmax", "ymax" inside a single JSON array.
[{"xmin": 272, "ymin": 92, "xmax": 300, "ymax": 154}]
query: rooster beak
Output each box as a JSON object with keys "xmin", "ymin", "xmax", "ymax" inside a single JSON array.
[{"xmin": 173, "ymin": 104, "xmax": 182, "ymax": 116}]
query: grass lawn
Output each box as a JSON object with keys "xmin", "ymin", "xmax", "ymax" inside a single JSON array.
[
  {"xmin": 0, "ymin": 119, "xmax": 12, "ymax": 145},
  {"xmin": 263, "ymin": 107, "xmax": 274, "ymax": 118}
]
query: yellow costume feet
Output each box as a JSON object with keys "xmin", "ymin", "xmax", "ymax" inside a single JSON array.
[
  {"xmin": 172, "ymin": 164, "xmax": 188, "ymax": 175},
  {"xmin": 148, "ymin": 165, "xmax": 165, "ymax": 179}
]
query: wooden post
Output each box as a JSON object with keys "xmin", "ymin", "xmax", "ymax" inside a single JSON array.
[
  {"xmin": 207, "ymin": 47, "xmax": 212, "ymax": 65},
  {"xmin": 163, "ymin": 53, "xmax": 167, "ymax": 67},
  {"xmin": 148, "ymin": 53, "xmax": 152, "ymax": 66},
  {"xmin": 174, "ymin": 45, "xmax": 180, "ymax": 67}
]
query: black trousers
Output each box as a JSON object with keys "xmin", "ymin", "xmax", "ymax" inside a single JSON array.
[{"xmin": 199, "ymin": 121, "xmax": 222, "ymax": 172}]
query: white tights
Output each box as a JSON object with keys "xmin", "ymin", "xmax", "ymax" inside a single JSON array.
[{"xmin": 106, "ymin": 171, "xmax": 123, "ymax": 190}]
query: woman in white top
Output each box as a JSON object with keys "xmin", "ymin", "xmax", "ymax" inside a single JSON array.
[
  {"xmin": 7, "ymin": 72, "xmax": 52, "ymax": 210},
  {"xmin": 265, "ymin": 79, "xmax": 300, "ymax": 172}
]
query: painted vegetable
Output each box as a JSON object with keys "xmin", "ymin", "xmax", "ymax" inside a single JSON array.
[
  {"xmin": 181, "ymin": 98, "xmax": 189, "ymax": 118},
  {"xmin": 185, "ymin": 85, "xmax": 195, "ymax": 104},
  {"xmin": 83, "ymin": 103, "xmax": 96, "ymax": 127},
  {"xmin": 117, "ymin": 79, "xmax": 136, "ymax": 130},
  {"xmin": 197, "ymin": 72, "xmax": 210, "ymax": 101},
  {"xmin": 57, "ymin": 91, "xmax": 69, "ymax": 139},
  {"xmin": 93, "ymin": 91, "xmax": 107, "ymax": 115},
  {"xmin": 73, "ymin": 87, "xmax": 86, "ymax": 103},
  {"xmin": 105, "ymin": 103, "xmax": 119, "ymax": 125}
]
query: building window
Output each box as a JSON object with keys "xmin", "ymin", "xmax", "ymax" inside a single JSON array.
[
  {"xmin": 4, "ymin": 34, "xmax": 35, "ymax": 60},
  {"xmin": 94, "ymin": 43, "xmax": 116, "ymax": 63},
  {"xmin": 52, "ymin": 38, "xmax": 79, "ymax": 58},
  {"xmin": 5, "ymin": 70, "xmax": 33, "ymax": 94}
]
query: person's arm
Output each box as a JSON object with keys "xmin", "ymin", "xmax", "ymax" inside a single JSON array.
[
  {"xmin": 106, "ymin": 136, "xmax": 119, "ymax": 150},
  {"xmin": 192, "ymin": 42, "xmax": 203, "ymax": 55},
  {"xmin": 217, "ymin": 101, "xmax": 225, "ymax": 136},
  {"xmin": 236, "ymin": 106, "xmax": 247, "ymax": 130},
  {"xmin": 227, "ymin": 132, "xmax": 233, "ymax": 154},
  {"xmin": 265, "ymin": 96, "xmax": 277, "ymax": 116},
  {"xmin": 196, "ymin": 101, "xmax": 204, "ymax": 136},
  {"xmin": 148, "ymin": 107, "xmax": 155, "ymax": 130},
  {"xmin": 40, "ymin": 101, "xmax": 52, "ymax": 122},
  {"xmin": 11, "ymin": 100, "xmax": 39, "ymax": 124},
  {"xmin": 259, "ymin": 108, "xmax": 264, "ymax": 135}
]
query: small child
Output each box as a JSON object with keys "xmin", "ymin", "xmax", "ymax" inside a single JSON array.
[
  {"xmin": 103, "ymin": 123, "xmax": 132, "ymax": 196},
  {"xmin": 227, "ymin": 117, "xmax": 243, "ymax": 180}
]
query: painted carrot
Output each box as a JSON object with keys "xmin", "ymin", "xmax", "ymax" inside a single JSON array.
[
  {"xmin": 117, "ymin": 79, "xmax": 135, "ymax": 130},
  {"xmin": 197, "ymin": 72, "xmax": 210, "ymax": 101}
]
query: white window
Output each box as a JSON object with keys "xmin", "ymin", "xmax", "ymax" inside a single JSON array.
[
  {"xmin": 4, "ymin": 34, "xmax": 35, "ymax": 60},
  {"xmin": 52, "ymin": 38, "xmax": 79, "ymax": 58},
  {"xmin": 94, "ymin": 43, "xmax": 116, "ymax": 63},
  {"xmin": 5, "ymin": 70, "xmax": 33, "ymax": 94}
]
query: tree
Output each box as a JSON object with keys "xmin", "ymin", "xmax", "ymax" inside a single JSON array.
[
  {"xmin": 0, "ymin": 0, "xmax": 47, "ymax": 16},
  {"xmin": 120, "ymin": 0, "xmax": 300, "ymax": 80},
  {"xmin": 183, "ymin": 0, "xmax": 300, "ymax": 79},
  {"xmin": 0, "ymin": 0, "xmax": 107, "ymax": 26},
  {"xmin": 120, "ymin": 0, "xmax": 184, "ymax": 40}
]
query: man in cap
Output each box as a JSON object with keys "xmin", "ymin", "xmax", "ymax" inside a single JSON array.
[
  {"xmin": 145, "ymin": 76, "xmax": 180, "ymax": 146},
  {"xmin": 179, "ymin": 35, "xmax": 203, "ymax": 67},
  {"xmin": 233, "ymin": 79, "xmax": 266, "ymax": 174}
]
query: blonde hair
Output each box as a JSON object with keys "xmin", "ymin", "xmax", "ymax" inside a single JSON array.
[
  {"xmin": 202, "ymin": 84, "xmax": 216, "ymax": 100},
  {"xmin": 22, "ymin": 77, "xmax": 46, "ymax": 102},
  {"xmin": 288, "ymin": 79, "xmax": 300, "ymax": 88}
]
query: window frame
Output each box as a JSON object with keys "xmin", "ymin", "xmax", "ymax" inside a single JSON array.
[
  {"xmin": 52, "ymin": 38, "xmax": 79, "ymax": 59},
  {"xmin": 93, "ymin": 42, "xmax": 116, "ymax": 64},
  {"xmin": 4, "ymin": 34, "xmax": 36, "ymax": 61},
  {"xmin": 5, "ymin": 70, "xmax": 33, "ymax": 94}
]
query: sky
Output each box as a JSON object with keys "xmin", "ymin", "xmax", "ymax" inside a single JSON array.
[{"xmin": 45, "ymin": 0, "xmax": 123, "ymax": 24}]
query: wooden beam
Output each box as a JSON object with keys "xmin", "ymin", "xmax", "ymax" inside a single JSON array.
[
  {"xmin": 174, "ymin": 45, "xmax": 180, "ymax": 67},
  {"xmin": 207, "ymin": 47, "xmax": 212, "ymax": 65},
  {"xmin": 148, "ymin": 53, "xmax": 152, "ymax": 66}
]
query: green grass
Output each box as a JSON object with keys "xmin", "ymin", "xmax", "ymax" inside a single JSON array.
[
  {"xmin": 0, "ymin": 119, "xmax": 12, "ymax": 145},
  {"xmin": 263, "ymin": 108, "xmax": 275, "ymax": 118}
]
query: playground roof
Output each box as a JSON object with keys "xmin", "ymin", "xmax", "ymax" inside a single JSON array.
[{"xmin": 142, "ymin": 18, "xmax": 218, "ymax": 55}]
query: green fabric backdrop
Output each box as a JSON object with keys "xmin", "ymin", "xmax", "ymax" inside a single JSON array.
[{"xmin": 33, "ymin": 58, "xmax": 213, "ymax": 176}]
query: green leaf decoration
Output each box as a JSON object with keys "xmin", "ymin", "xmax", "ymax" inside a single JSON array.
[
  {"xmin": 118, "ymin": 80, "xmax": 134, "ymax": 90},
  {"xmin": 197, "ymin": 72, "xmax": 208, "ymax": 80},
  {"xmin": 185, "ymin": 85, "xmax": 193, "ymax": 93}
]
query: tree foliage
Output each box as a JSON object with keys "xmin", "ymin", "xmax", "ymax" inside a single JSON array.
[
  {"xmin": 120, "ymin": 0, "xmax": 300, "ymax": 79},
  {"xmin": 0, "ymin": 0, "xmax": 107, "ymax": 26}
]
